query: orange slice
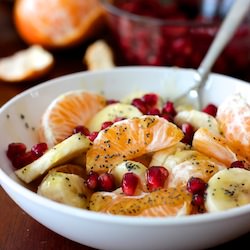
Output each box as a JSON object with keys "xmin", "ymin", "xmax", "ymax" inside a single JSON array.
[
  {"xmin": 192, "ymin": 128, "xmax": 239, "ymax": 167},
  {"xmin": 150, "ymin": 142, "xmax": 226, "ymax": 188},
  {"xmin": 39, "ymin": 90, "xmax": 106, "ymax": 147},
  {"xmin": 86, "ymin": 115, "xmax": 184, "ymax": 174},
  {"xmin": 89, "ymin": 187, "xmax": 193, "ymax": 217},
  {"xmin": 216, "ymin": 91, "xmax": 250, "ymax": 161}
]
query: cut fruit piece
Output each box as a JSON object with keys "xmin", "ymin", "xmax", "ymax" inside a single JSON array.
[
  {"xmin": 110, "ymin": 160, "xmax": 147, "ymax": 188},
  {"xmin": 86, "ymin": 115, "xmax": 184, "ymax": 174},
  {"xmin": 192, "ymin": 127, "xmax": 241, "ymax": 167},
  {"xmin": 174, "ymin": 109, "xmax": 220, "ymax": 134},
  {"xmin": 84, "ymin": 39, "xmax": 115, "ymax": 71},
  {"xmin": 37, "ymin": 168, "xmax": 91, "ymax": 208},
  {"xmin": 15, "ymin": 133, "xmax": 91, "ymax": 183},
  {"xmin": 0, "ymin": 45, "xmax": 54, "ymax": 83},
  {"xmin": 89, "ymin": 186, "xmax": 193, "ymax": 217},
  {"xmin": 216, "ymin": 91, "xmax": 250, "ymax": 160},
  {"xmin": 150, "ymin": 142, "xmax": 226, "ymax": 189},
  {"xmin": 39, "ymin": 90, "xmax": 106, "ymax": 147},
  {"xmin": 205, "ymin": 168, "xmax": 250, "ymax": 212},
  {"xmin": 87, "ymin": 103, "xmax": 143, "ymax": 132}
]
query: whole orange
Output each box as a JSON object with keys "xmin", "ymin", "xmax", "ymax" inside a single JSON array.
[{"xmin": 13, "ymin": 0, "xmax": 105, "ymax": 48}]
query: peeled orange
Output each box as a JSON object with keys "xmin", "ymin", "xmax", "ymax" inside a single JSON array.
[
  {"xmin": 216, "ymin": 91, "xmax": 250, "ymax": 160},
  {"xmin": 39, "ymin": 90, "xmax": 106, "ymax": 147},
  {"xmin": 14, "ymin": 0, "xmax": 105, "ymax": 48}
]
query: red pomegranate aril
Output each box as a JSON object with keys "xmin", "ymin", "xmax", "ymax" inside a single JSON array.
[
  {"xmin": 146, "ymin": 166, "xmax": 169, "ymax": 192},
  {"xmin": 202, "ymin": 104, "xmax": 218, "ymax": 117},
  {"xmin": 88, "ymin": 131, "xmax": 99, "ymax": 142},
  {"xmin": 131, "ymin": 98, "xmax": 148, "ymax": 114},
  {"xmin": 12, "ymin": 151, "xmax": 37, "ymax": 169},
  {"xmin": 230, "ymin": 160, "xmax": 246, "ymax": 169},
  {"xmin": 122, "ymin": 172, "xmax": 139, "ymax": 196},
  {"xmin": 187, "ymin": 177, "xmax": 207, "ymax": 194},
  {"xmin": 181, "ymin": 123, "xmax": 194, "ymax": 145},
  {"xmin": 113, "ymin": 117, "xmax": 125, "ymax": 123},
  {"xmin": 147, "ymin": 107, "xmax": 161, "ymax": 115},
  {"xmin": 162, "ymin": 101, "xmax": 177, "ymax": 117},
  {"xmin": 73, "ymin": 125, "xmax": 90, "ymax": 136},
  {"xmin": 31, "ymin": 142, "xmax": 48, "ymax": 157},
  {"xmin": 101, "ymin": 121, "xmax": 113, "ymax": 130},
  {"xmin": 6, "ymin": 142, "xmax": 27, "ymax": 160},
  {"xmin": 161, "ymin": 113, "xmax": 174, "ymax": 123},
  {"xmin": 192, "ymin": 193, "xmax": 205, "ymax": 207},
  {"xmin": 142, "ymin": 93, "xmax": 158, "ymax": 107},
  {"xmin": 106, "ymin": 99, "xmax": 119, "ymax": 105},
  {"xmin": 86, "ymin": 171, "xmax": 99, "ymax": 190},
  {"xmin": 98, "ymin": 173, "xmax": 116, "ymax": 192}
]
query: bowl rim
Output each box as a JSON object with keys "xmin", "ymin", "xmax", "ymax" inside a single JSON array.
[
  {"xmin": 1, "ymin": 66, "xmax": 250, "ymax": 226},
  {"xmin": 100, "ymin": 0, "xmax": 219, "ymax": 27}
]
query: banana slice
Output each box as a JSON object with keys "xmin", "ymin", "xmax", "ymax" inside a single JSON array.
[
  {"xmin": 87, "ymin": 103, "xmax": 142, "ymax": 132},
  {"xmin": 15, "ymin": 133, "xmax": 91, "ymax": 183},
  {"xmin": 205, "ymin": 168, "xmax": 250, "ymax": 212},
  {"xmin": 110, "ymin": 160, "xmax": 147, "ymax": 187},
  {"xmin": 174, "ymin": 110, "xmax": 220, "ymax": 134},
  {"xmin": 37, "ymin": 170, "xmax": 91, "ymax": 208}
]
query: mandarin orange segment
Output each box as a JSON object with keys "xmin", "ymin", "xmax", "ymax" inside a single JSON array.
[
  {"xmin": 216, "ymin": 91, "xmax": 250, "ymax": 161},
  {"xmin": 150, "ymin": 142, "xmax": 226, "ymax": 188},
  {"xmin": 192, "ymin": 128, "xmax": 238, "ymax": 167},
  {"xmin": 86, "ymin": 115, "xmax": 184, "ymax": 174},
  {"xmin": 39, "ymin": 90, "xmax": 106, "ymax": 147},
  {"xmin": 166, "ymin": 151, "xmax": 226, "ymax": 188},
  {"xmin": 89, "ymin": 187, "xmax": 193, "ymax": 217}
]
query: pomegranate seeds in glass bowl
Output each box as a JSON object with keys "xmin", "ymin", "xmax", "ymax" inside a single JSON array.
[{"xmin": 101, "ymin": 0, "xmax": 250, "ymax": 81}]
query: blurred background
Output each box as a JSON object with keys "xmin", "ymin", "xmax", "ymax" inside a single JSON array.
[{"xmin": 1, "ymin": 0, "xmax": 250, "ymax": 86}]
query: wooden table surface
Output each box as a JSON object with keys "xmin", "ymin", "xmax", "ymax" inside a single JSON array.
[{"xmin": 0, "ymin": 1, "xmax": 249, "ymax": 249}]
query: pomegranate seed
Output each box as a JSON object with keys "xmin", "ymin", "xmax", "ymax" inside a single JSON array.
[
  {"xmin": 88, "ymin": 131, "xmax": 99, "ymax": 142},
  {"xmin": 186, "ymin": 177, "xmax": 207, "ymax": 194},
  {"xmin": 122, "ymin": 172, "xmax": 139, "ymax": 196},
  {"xmin": 146, "ymin": 166, "xmax": 169, "ymax": 192},
  {"xmin": 181, "ymin": 123, "xmax": 194, "ymax": 145},
  {"xmin": 113, "ymin": 117, "xmax": 125, "ymax": 123},
  {"xmin": 147, "ymin": 107, "xmax": 161, "ymax": 115},
  {"xmin": 86, "ymin": 171, "xmax": 99, "ymax": 190},
  {"xmin": 192, "ymin": 193, "xmax": 205, "ymax": 207},
  {"xmin": 142, "ymin": 93, "xmax": 158, "ymax": 107},
  {"xmin": 12, "ymin": 151, "xmax": 37, "ymax": 169},
  {"xmin": 162, "ymin": 101, "xmax": 177, "ymax": 117},
  {"xmin": 98, "ymin": 173, "xmax": 116, "ymax": 192},
  {"xmin": 161, "ymin": 113, "xmax": 174, "ymax": 122},
  {"xmin": 31, "ymin": 142, "xmax": 48, "ymax": 157},
  {"xmin": 106, "ymin": 99, "xmax": 119, "ymax": 105},
  {"xmin": 202, "ymin": 104, "xmax": 218, "ymax": 117},
  {"xmin": 131, "ymin": 98, "xmax": 148, "ymax": 114},
  {"xmin": 6, "ymin": 142, "xmax": 26, "ymax": 160},
  {"xmin": 230, "ymin": 160, "xmax": 246, "ymax": 169},
  {"xmin": 73, "ymin": 125, "xmax": 90, "ymax": 136},
  {"xmin": 101, "ymin": 121, "xmax": 113, "ymax": 130}
]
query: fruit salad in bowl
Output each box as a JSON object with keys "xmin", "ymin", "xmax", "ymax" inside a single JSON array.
[{"xmin": 0, "ymin": 66, "xmax": 250, "ymax": 250}]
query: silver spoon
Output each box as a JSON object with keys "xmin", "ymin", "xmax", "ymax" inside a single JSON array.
[{"xmin": 174, "ymin": 0, "xmax": 250, "ymax": 110}]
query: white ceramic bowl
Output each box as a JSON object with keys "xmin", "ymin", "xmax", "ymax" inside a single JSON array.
[{"xmin": 0, "ymin": 66, "xmax": 250, "ymax": 250}]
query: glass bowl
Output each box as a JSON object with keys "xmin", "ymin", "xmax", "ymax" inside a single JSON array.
[{"xmin": 101, "ymin": 0, "xmax": 250, "ymax": 81}]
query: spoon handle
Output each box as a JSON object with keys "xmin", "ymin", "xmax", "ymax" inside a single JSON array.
[{"xmin": 197, "ymin": 0, "xmax": 250, "ymax": 85}]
